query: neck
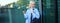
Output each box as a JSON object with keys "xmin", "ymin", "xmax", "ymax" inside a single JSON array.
[{"xmin": 30, "ymin": 7, "xmax": 34, "ymax": 8}]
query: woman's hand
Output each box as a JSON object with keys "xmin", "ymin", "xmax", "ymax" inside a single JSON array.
[{"xmin": 23, "ymin": 11, "xmax": 26, "ymax": 14}]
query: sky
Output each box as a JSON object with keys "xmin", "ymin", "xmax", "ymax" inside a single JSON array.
[{"xmin": 0, "ymin": 0, "xmax": 18, "ymax": 6}]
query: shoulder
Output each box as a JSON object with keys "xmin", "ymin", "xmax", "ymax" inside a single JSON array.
[{"xmin": 26, "ymin": 9, "xmax": 30, "ymax": 12}]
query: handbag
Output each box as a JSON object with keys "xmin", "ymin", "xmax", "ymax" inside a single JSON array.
[{"xmin": 32, "ymin": 18, "xmax": 39, "ymax": 23}]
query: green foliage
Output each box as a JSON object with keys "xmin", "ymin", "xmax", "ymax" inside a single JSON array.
[{"xmin": 17, "ymin": 0, "xmax": 29, "ymax": 6}]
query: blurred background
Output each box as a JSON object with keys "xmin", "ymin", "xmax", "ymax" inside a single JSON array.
[{"xmin": 0, "ymin": 0, "xmax": 59, "ymax": 23}]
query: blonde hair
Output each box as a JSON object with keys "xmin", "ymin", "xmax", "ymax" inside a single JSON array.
[
  {"xmin": 29, "ymin": 1, "xmax": 35, "ymax": 8},
  {"xmin": 29, "ymin": 1, "xmax": 35, "ymax": 4}
]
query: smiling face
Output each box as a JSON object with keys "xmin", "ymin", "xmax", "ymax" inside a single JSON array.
[{"xmin": 29, "ymin": 1, "xmax": 35, "ymax": 8}]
